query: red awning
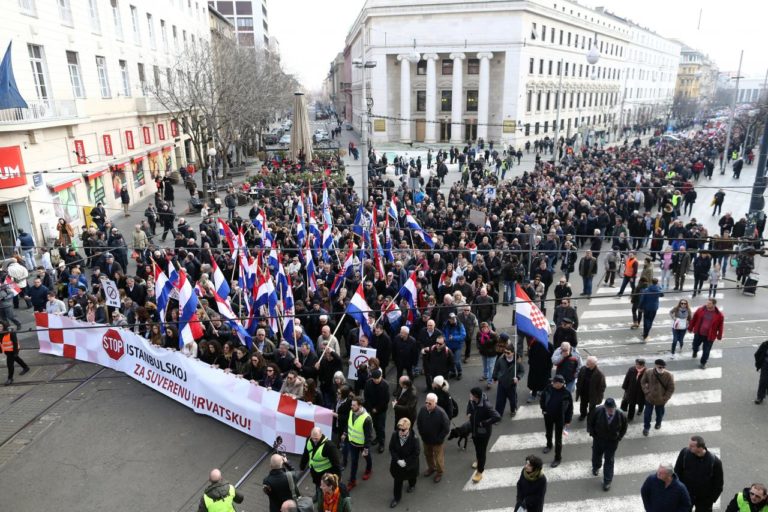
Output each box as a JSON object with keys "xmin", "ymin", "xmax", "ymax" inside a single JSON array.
[
  {"xmin": 163, "ymin": 145, "xmax": 173, "ymax": 151},
  {"xmin": 85, "ymin": 168, "xmax": 108, "ymax": 179},
  {"xmin": 47, "ymin": 175, "xmax": 81, "ymax": 193},
  {"xmin": 149, "ymin": 151, "xmax": 160, "ymax": 157},
  {"xmin": 132, "ymin": 156, "xmax": 143, "ymax": 163}
]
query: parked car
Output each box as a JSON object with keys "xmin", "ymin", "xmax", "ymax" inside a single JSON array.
[{"xmin": 279, "ymin": 134, "xmax": 291, "ymax": 146}]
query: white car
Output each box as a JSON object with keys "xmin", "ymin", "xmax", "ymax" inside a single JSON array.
[{"xmin": 279, "ymin": 134, "xmax": 291, "ymax": 146}]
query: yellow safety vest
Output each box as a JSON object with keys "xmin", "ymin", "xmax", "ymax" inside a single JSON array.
[
  {"xmin": 1, "ymin": 333, "xmax": 13, "ymax": 353},
  {"xmin": 737, "ymin": 492, "xmax": 768, "ymax": 512},
  {"xmin": 202, "ymin": 484, "xmax": 236, "ymax": 512},
  {"xmin": 306, "ymin": 438, "xmax": 332, "ymax": 473},
  {"xmin": 347, "ymin": 410, "xmax": 370, "ymax": 447}
]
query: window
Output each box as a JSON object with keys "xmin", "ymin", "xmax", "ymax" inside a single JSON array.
[
  {"xmin": 166, "ymin": 67, "xmax": 172, "ymax": 89},
  {"xmin": 137, "ymin": 62, "xmax": 146, "ymax": 93},
  {"xmin": 119, "ymin": 60, "xmax": 130, "ymax": 96},
  {"xmin": 574, "ymin": 34, "xmax": 578, "ymax": 48},
  {"xmin": 416, "ymin": 60, "xmax": 427, "ymax": 76},
  {"xmin": 539, "ymin": 59, "xmax": 544, "ymax": 74},
  {"xmin": 111, "ymin": 0, "xmax": 123, "ymax": 39},
  {"xmin": 66, "ymin": 51, "xmax": 84, "ymax": 98},
  {"xmin": 548, "ymin": 60, "xmax": 553, "ymax": 75},
  {"xmin": 557, "ymin": 61, "xmax": 561, "ymax": 76},
  {"xmin": 160, "ymin": 20, "xmax": 168, "ymax": 52},
  {"xmin": 524, "ymin": 123, "xmax": 530, "ymax": 136},
  {"xmin": 565, "ymin": 62, "xmax": 569, "ymax": 77},
  {"xmin": 467, "ymin": 58, "xmax": 480, "ymax": 75},
  {"xmin": 182, "ymin": 29, "xmax": 187, "ymax": 49},
  {"xmin": 528, "ymin": 58, "xmax": 534, "ymax": 74},
  {"xmin": 440, "ymin": 90, "xmax": 452, "ymax": 112},
  {"xmin": 88, "ymin": 0, "xmax": 101, "ymax": 32},
  {"xmin": 545, "ymin": 92, "xmax": 550, "ymax": 110},
  {"xmin": 526, "ymin": 91, "xmax": 532, "ymax": 112},
  {"xmin": 416, "ymin": 91, "xmax": 426, "ymax": 112},
  {"xmin": 544, "ymin": 121, "xmax": 548, "ymax": 133},
  {"xmin": 567, "ymin": 32, "xmax": 571, "ymax": 46},
  {"xmin": 536, "ymin": 91, "xmax": 541, "ymax": 110},
  {"xmin": 534, "ymin": 122, "xmax": 540, "ymax": 135},
  {"xmin": 147, "ymin": 13, "xmax": 156, "ymax": 49},
  {"xmin": 237, "ymin": 17, "xmax": 253, "ymax": 28},
  {"xmin": 130, "ymin": 5, "xmax": 140, "ymax": 44},
  {"xmin": 153, "ymin": 65, "xmax": 161, "ymax": 91},
  {"xmin": 238, "ymin": 33, "xmax": 254, "ymax": 46},
  {"xmin": 579, "ymin": 64, "xmax": 583, "ymax": 78},
  {"xmin": 531, "ymin": 22, "xmax": 537, "ymax": 40},
  {"xmin": 550, "ymin": 27, "xmax": 555, "ymax": 43},
  {"xmin": 466, "ymin": 90, "xmax": 478, "ymax": 112},
  {"xmin": 541, "ymin": 25, "xmax": 546, "ymax": 41},
  {"xmin": 58, "ymin": 0, "xmax": 73, "ymax": 26},
  {"xmin": 95, "ymin": 56, "xmax": 111, "ymax": 97},
  {"xmin": 27, "ymin": 44, "xmax": 49, "ymax": 99},
  {"xmin": 441, "ymin": 59, "xmax": 453, "ymax": 75},
  {"xmin": 18, "ymin": 0, "xmax": 37, "ymax": 16},
  {"xmin": 172, "ymin": 25, "xmax": 178, "ymax": 51},
  {"xmin": 559, "ymin": 30, "xmax": 563, "ymax": 45}
]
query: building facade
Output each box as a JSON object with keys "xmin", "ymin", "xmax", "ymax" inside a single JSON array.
[
  {"xmin": 0, "ymin": 0, "xmax": 207, "ymax": 257},
  {"xmin": 343, "ymin": 0, "xmax": 679, "ymax": 147},
  {"xmin": 672, "ymin": 43, "xmax": 718, "ymax": 119},
  {"xmin": 206, "ymin": 0, "xmax": 269, "ymax": 50}
]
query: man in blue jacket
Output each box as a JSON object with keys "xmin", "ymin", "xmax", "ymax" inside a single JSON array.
[
  {"xmin": 442, "ymin": 313, "xmax": 466, "ymax": 380},
  {"xmin": 639, "ymin": 278, "xmax": 664, "ymax": 342},
  {"xmin": 640, "ymin": 463, "xmax": 691, "ymax": 512}
]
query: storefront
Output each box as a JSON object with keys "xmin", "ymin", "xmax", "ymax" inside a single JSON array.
[{"xmin": 0, "ymin": 145, "xmax": 34, "ymax": 259}]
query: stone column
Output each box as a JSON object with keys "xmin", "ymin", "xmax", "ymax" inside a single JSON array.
[
  {"xmin": 476, "ymin": 52, "xmax": 494, "ymax": 142},
  {"xmin": 449, "ymin": 52, "xmax": 465, "ymax": 144},
  {"xmin": 423, "ymin": 53, "xmax": 439, "ymax": 143},
  {"xmin": 397, "ymin": 53, "xmax": 420, "ymax": 143}
]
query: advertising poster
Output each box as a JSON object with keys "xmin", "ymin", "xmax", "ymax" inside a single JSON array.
[
  {"xmin": 132, "ymin": 158, "xmax": 146, "ymax": 188},
  {"xmin": 87, "ymin": 175, "xmax": 106, "ymax": 205},
  {"xmin": 162, "ymin": 146, "xmax": 173, "ymax": 174},
  {"xmin": 53, "ymin": 186, "xmax": 79, "ymax": 224},
  {"xmin": 111, "ymin": 164, "xmax": 127, "ymax": 199},
  {"xmin": 147, "ymin": 152, "xmax": 160, "ymax": 179}
]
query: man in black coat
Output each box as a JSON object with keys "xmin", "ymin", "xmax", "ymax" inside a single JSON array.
[
  {"xmin": 754, "ymin": 340, "xmax": 768, "ymax": 404},
  {"xmin": 393, "ymin": 327, "xmax": 419, "ymax": 381},
  {"xmin": 364, "ymin": 368, "xmax": 390, "ymax": 453},
  {"xmin": 674, "ymin": 435, "xmax": 724, "ymax": 512},
  {"xmin": 540, "ymin": 374, "xmax": 573, "ymax": 468},
  {"xmin": 421, "ymin": 336, "xmax": 455, "ymax": 390},
  {"xmin": 587, "ymin": 398, "xmax": 628, "ymax": 491},
  {"xmin": 467, "ymin": 387, "xmax": 501, "ymax": 483},
  {"xmin": 262, "ymin": 454, "xmax": 300, "ymax": 512}
]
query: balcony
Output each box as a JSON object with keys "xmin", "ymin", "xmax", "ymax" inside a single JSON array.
[
  {"xmin": 0, "ymin": 99, "xmax": 79, "ymax": 127},
  {"xmin": 135, "ymin": 96, "xmax": 168, "ymax": 114}
]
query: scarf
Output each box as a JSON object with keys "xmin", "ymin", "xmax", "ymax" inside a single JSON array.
[
  {"xmin": 523, "ymin": 468, "xmax": 542, "ymax": 482},
  {"xmin": 322, "ymin": 487, "xmax": 341, "ymax": 512},
  {"xmin": 479, "ymin": 331, "xmax": 491, "ymax": 346}
]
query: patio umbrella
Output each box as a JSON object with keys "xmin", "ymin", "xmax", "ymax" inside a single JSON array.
[{"xmin": 290, "ymin": 92, "xmax": 313, "ymax": 163}]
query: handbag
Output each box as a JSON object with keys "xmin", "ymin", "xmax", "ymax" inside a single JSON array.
[
  {"xmin": 672, "ymin": 318, "xmax": 688, "ymax": 330},
  {"xmin": 286, "ymin": 472, "xmax": 314, "ymax": 512}
]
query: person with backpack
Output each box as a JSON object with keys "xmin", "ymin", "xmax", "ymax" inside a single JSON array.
[
  {"xmin": 430, "ymin": 375, "xmax": 457, "ymax": 420},
  {"xmin": 416, "ymin": 393, "xmax": 450, "ymax": 483},
  {"xmin": 492, "ymin": 342, "xmax": 525, "ymax": 417},
  {"xmin": 674, "ymin": 435, "xmax": 724, "ymax": 512}
]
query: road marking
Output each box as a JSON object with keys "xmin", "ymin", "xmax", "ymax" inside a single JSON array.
[
  {"xmin": 591, "ymin": 351, "xmax": 721, "ymax": 367},
  {"xmin": 580, "ymin": 317, "xmax": 768, "ymax": 333},
  {"xmin": 510, "ymin": 390, "xmax": 721, "ymax": 421},
  {"xmin": 588, "ymin": 293, "xmax": 723, "ymax": 307},
  {"xmin": 581, "ymin": 306, "xmax": 726, "ymax": 320},
  {"xmin": 463, "ymin": 448, "xmax": 719, "ymax": 491},
  {"xmin": 606, "ymin": 367, "xmax": 720, "ymax": 387},
  {"xmin": 472, "ymin": 496, "xmax": 720, "ymax": 512},
  {"xmin": 491, "ymin": 415, "xmax": 720, "ymax": 452},
  {"xmin": 580, "ymin": 335, "xmax": 760, "ymax": 348}
]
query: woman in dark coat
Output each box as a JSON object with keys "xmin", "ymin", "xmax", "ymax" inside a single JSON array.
[
  {"xmin": 620, "ymin": 358, "xmax": 647, "ymax": 421},
  {"xmin": 515, "ymin": 454, "xmax": 547, "ymax": 512},
  {"xmin": 388, "ymin": 417, "xmax": 420, "ymax": 508},
  {"xmin": 526, "ymin": 336, "xmax": 554, "ymax": 402}
]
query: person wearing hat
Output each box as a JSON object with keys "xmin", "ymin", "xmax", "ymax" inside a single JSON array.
[
  {"xmin": 620, "ymin": 358, "xmax": 647, "ymax": 421},
  {"xmin": 364, "ymin": 368, "xmax": 391, "ymax": 454},
  {"xmin": 640, "ymin": 359, "xmax": 675, "ymax": 436},
  {"xmin": 587, "ymin": 397, "xmax": 628, "ymax": 491},
  {"xmin": 539, "ymin": 374, "xmax": 573, "ymax": 468},
  {"xmin": 552, "ymin": 317, "xmax": 578, "ymax": 350},
  {"xmin": 467, "ymin": 386, "xmax": 501, "ymax": 483}
]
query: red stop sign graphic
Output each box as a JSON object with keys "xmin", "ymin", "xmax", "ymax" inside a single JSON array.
[{"xmin": 102, "ymin": 328, "xmax": 125, "ymax": 361}]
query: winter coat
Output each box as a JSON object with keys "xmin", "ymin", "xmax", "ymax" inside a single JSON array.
[
  {"xmin": 639, "ymin": 284, "xmax": 664, "ymax": 311},
  {"xmin": 392, "ymin": 386, "xmax": 418, "ymax": 426},
  {"xmin": 640, "ymin": 368, "xmax": 675, "ymax": 405},
  {"xmin": 388, "ymin": 430, "xmax": 420, "ymax": 481},
  {"xmin": 640, "ymin": 473, "xmax": 692, "ymax": 512},
  {"xmin": 539, "ymin": 384, "xmax": 574, "ymax": 424},
  {"xmin": 466, "ymin": 394, "xmax": 500, "ymax": 439},
  {"xmin": 674, "ymin": 448, "xmax": 724, "ymax": 504},
  {"xmin": 442, "ymin": 320, "xmax": 466, "ymax": 352},
  {"xmin": 578, "ymin": 256, "xmax": 597, "ymax": 277},
  {"xmin": 197, "ymin": 479, "xmax": 244, "ymax": 512},
  {"xmin": 493, "ymin": 355, "xmax": 525, "ymax": 389},
  {"xmin": 527, "ymin": 339, "xmax": 554, "ymax": 393},
  {"xmin": 422, "ymin": 346, "xmax": 455, "ymax": 378},
  {"xmin": 477, "ymin": 329, "xmax": 503, "ymax": 357},
  {"xmin": 416, "ymin": 405, "xmax": 450, "ymax": 445},
  {"xmin": 393, "ymin": 335, "xmax": 419, "ymax": 368},
  {"xmin": 575, "ymin": 366, "xmax": 606, "ymax": 406},
  {"xmin": 515, "ymin": 468, "xmax": 547, "ymax": 512},
  {"xmin": 551, "ymin": 346, "xmax": 582, "ymax": 384},
  {"xmin": 587, "ymin": 405, "xmax": 627, "ymax": 441},
  {"xmin": 687, "ymin": 306, "xmax": 724, "ymax": 342},
  {"xmin": 621, "ymin": 366, "xmax": 647, "ymax": 405}
]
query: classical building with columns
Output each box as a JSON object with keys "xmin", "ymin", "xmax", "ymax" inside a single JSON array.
[{"xmin": 342, "ymin": 0, "xmax": 680, "ymax": 147}]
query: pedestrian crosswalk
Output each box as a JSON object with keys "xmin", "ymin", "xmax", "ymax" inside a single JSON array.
[{"xmin": 464, "ymin": 278, "xmax": 725, "ymax": 510}]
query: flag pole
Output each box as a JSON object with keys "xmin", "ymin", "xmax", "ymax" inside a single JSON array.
[
  {"xmin": 370, "ymin": 262, "xmax": 423, "ymax": 331},
  {"xmin": 319, "ymin": 275, "xmax": 365, "ymax": 362}
]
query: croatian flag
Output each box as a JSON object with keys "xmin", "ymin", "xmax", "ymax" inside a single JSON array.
[
  {"xmin": 281, "ymin": 273, "xmax": 296, "ymax": 344},
  {"xmin": 330, "ymin": 244, "xmax": 355, "ymax": 296},
  {"xmin": 4, "ymin": 276, "xmax": 21, "ymax": 296},
  {"xmin": 253, "ymin": 209, "xmax": 267, "ymax": 235},
  {"xmin": 321, "ymin": 222, "xmax": 334, "ymax": 262},
  {"xmin": 275, "ymin": 254, "xmax": 289, "ymax": 299},
  {"xmin": 305, "ymin": 246, "xmax": 318, "ymax": 293},
  {"xmin": 154, "ymin": 262, "xmax": 175, "ymax": 334},
  {"xmin": 322, "ymin": 182, "xmax": 333, "ymax": 228},
  {"xmin": 255, "ymin": 271, "xmax": 279, "ymax": 335},
  {"xmin": 296, "ymin": 193, "xmax": 306, "ymax": 227},
  {"xmin": 346, "ymin": 284, "xmax": 373, "ymax": 339},
  {"xmin": 404, "ymin": 209, "xmax": 434, "ymax": 248},
  {"xmin": 217, "ymin": 218, "xmax": 237, "ymax": 252},
  {"xmin": 296, "ymin": 215, "xmax": 306, "ymax": 249},
  {"xmin": 213, "ymin": 290, "xmax": 252, "ymax": 348},
  {"xmin": 387, "ymin": 196, "xmax": 399, "ymax": 225},
  {"xmin": 397, "ymin": 271, "xmax": 420, "ymax": 326},
  {"xmin": 383, "ymin": 215, "xmax": 394, "ymax": 262},
  {"xmin": 485, "ymin": 216, "xmax": 492, "ymax": 232},
  {"xmin": 176, "ymin": 269, "xmax": 205, "ymax": 348},
  {"xmin": 210, "ymin": 258, "xmax": 230, "ymax": 299},
  {"xmin": 514, "ymin": 283, "xmax": 551, "ymax": 347}
]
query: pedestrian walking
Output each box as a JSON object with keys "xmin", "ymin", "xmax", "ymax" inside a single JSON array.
[
  {"xmin": 620, "ymin": 358, "xmax": 646, "ymax": 421},
  {"xmin": 754, "ymin": 340, "xmax": 768, "ymax": 404},
  {"xmin": 551, "ymin": 342, "xmax": 581, "ymax": 394},
  {"xmin": 263, "ymin": 454, "xmax": 301, "ymax": 512},
  {"xmin": 616, "ymin": 251, "xmax": 639, "ymax": 297},
  {"xmin": 0, "ymin": 282, "xmax": 22, "ymax": 329},
  {"xmin": 467, "ymin": 386, "xmax": 501, "ymax": 482},
  {"xmin": 314, "ymin": 473, "xmax": 351, "ymax": 512},
  {"xmin": 669, "ymin": 299, "xmax": 690, "ymax": 357},
  {"xmin": 539, "ymin": 374, "xmax": 574, "ymax": 468},
  {"xmin": 724, "ymin": 483, "xmax": 768, "ymax": 512},
  {"xmin": 514, "ymin": 455, "xmax": 547, "ymax": 512},
  {"xmin": 344, "ymin": 395, "xmax": 374, "ymax": 491},
  {"xmin": 492, "ymin": 342, "xmax": 525, "ymax": 417},
  {"xmin": 415, "ymin": 393, "xmax": 450, "ymax": 483},
  {"xmin": 575, "ymin": 356, "xmax": 606, "ymax": 421},
  {"xmin": 674, "ymin": 435, "xmax": 724, "ymax": 512},
  {"xmin": 526, "ymin": 336, "xmax": 554, "ymax": 403},
  {"xmin": 363, "ymin": 368, "xmax": 390, "ymax": 453},
  {"xmin": 120, "ymin": 185, "xmax": 130, "ymax": 216},
  {"xmin": 588, "ymin": 398, "xmax": 628, "ymax": 491},
  {"xmin": 197, "ymin": 468, "xmax": 243, "ymax": 512},
  {"xmin": 604, "ymin": 246, "xmax": 620, "ymax": 286},
  {"xmin": 578, "ymin": 250, "xmax": 598, "ymax": 296},
  {"xmin": 711, "ymin": 189, "xmax": 725, "ymax": 216},
  {"xmin": 639, "ymin": 278, "xmax": 664, "ymax": 342},
  {"xmin": 392, "ymin": 376, "xmax": 418, "ymax": 428},
  {"xmin": 672, "ymin": 248, "xmax": 691, "ymax": 292},
  {"xmin": 640, "ymin": 463, "xmax": 692, "ymax": 512},
  {"xmin": 2, "ymin": 322, "xmax": 29, "ymax": 386},
  {"xmin": 688, "ymin": 298, "xmax": 725, "ymax": 369},
  {"xmin": 708, "ymin": 263, "xmax": 721, "ymax": 298},
  {"xmin": 300, "ymin": 427, "xmax": 343, "ymax": 502},
  {"xmin": 630, "ymin": 277, "xmax": 649, "ymax": 330},
  {"xmin": 640, "ymin": 359, "xmax": 675, "ymax": 436},
  {"xmin": 476, "ymin": 322, "xmax": 502, "ymax": 389},
  {"xmin": 388, "ymin": 417, "xmax": 420, "ymax": 508}
]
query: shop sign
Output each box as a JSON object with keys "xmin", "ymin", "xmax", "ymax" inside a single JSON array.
[{"xmin": 0, "ymin": 146, "xmax": 28, "ymax": 189}]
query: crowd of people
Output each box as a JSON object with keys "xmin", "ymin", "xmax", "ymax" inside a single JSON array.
[{"xmin": 3, "ymin": 113, "xmax": 767, "ymax": 512}]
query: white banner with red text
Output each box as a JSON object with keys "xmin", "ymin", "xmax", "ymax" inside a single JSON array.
[{"xmin": 35, "ymin": 313, "xmax": 333, "ymax": 454}]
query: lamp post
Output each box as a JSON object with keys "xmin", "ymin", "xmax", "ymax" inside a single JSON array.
[
  {"xmin": 353, "ymin": 50, "xmax": 377, "ymax": 204},
  {"xmin": 721, "ymin": 50, "xmax": 744, "ymax": 174},
  {"xmin": 208, "ymin": 146, "xmax": 217, "ymax": 197}
]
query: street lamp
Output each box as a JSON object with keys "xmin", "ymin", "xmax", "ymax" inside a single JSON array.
[
  {"xmin": 353, "ymin": 53, "xmax": 377, "ymax": 203},
  {"xmin": 207, "ymin": 146, "xmax": 217, "ymax": 195}
]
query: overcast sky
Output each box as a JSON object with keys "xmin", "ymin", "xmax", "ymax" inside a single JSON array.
[{"xmin": 270, "ymin": 0, "xmax": 766, "ymax": 90}]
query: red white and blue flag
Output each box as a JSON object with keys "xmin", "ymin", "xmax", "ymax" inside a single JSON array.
[
  {"xmin": 397, "ymin": 271, "xmax": 420, "ymax": 326},
  {"xmin": 346, "ymin": 283, "xmax": 373, "ymax": 339},
  {"xmin": 404, "ymin": 209, "xmax": 434, "ymax": 248},
  {"xmin": 305, "ymin": 245, "xmax": 318, "ymax": 293},
  {"xmin": 176, "ymin": 269, "xmax": 205, "ymax": 348},
  {"xmin": 213, "ymin": 290, "xmax": 252, "ymax": 348},
  {"xmin": 210, "ymin": 258, "xmax": 230, "ymax": 299},
  {"xmin": 217, "ymin": 218, "xmax": 237, "ymax": 252},
  {"xmin": 387, "ymin": 196, "xmax": 399, "ymax": 225},
  {"xmin": 514, "ymin": 283, "xmax": 551, "ymax": 347}
]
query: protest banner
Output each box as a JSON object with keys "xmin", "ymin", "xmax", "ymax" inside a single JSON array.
[{"xmin": 348, "ymin": 345, "xmax": 376, "ymax": 380}]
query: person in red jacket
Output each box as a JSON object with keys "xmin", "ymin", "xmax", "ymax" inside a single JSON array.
[{"xmin": 687, "ymin": 299, "xmax": 724, "ymax": 369}]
